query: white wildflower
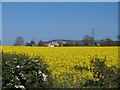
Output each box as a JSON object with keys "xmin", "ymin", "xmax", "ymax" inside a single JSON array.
[
  {"xmin": 42, "ymin": 73, "xmax": 47, "ymax": 81},
  {"xmin": 15, "ymin": 76, "xmax": 19, "ymax": 80},
  {"xmin": 38, "ymin": 71, "xmax": 42, "ymax": 74},
  {"xmin": 13, "ymin": 58, "xmax": 17, "ymax": 60},
  {"xmin": 16, "ymin": 65, "xmax": 20, "ymax": 68},
  {"xmin": 7, "ymin": 83, "xmax": 13, "ymax": 86},
  {"xmin": 15, "ymin": 85, "xmax": 25, "ymax": 90}
]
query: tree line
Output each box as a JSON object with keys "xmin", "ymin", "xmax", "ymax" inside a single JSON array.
[{"xmin": 11, "ymin": 35, "xmax": 120, "ymax": 46}]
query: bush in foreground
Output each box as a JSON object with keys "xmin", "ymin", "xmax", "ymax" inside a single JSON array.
[
  {"xmin": 2, "ymin": 52, "xmax": 53, "ymax": 89},
  {"xmin": 80, "ymin": 57, "xmax": 119, "ymax": 88}
]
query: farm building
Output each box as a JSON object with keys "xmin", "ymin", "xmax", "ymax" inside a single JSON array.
[
  {"xmin": 44, "ymin": 42, "xmax": 59, "ymax": 47},
  {"xmin": 48, "ymin": 42, "xmax": 59, "ymax": 47}
]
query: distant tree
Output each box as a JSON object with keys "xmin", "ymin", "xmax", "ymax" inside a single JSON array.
[
  {"xmin": 82, "ymin": 35, "xmax": 94, "ymax": 46},
  {"xmin": 25, "ymin": 42, "xmax": 31, "ymax": 46},
  {"xmin": 117, "ymin": 35, "xmax": 120, "ymax": 45},
  {"xmin": 14, "ymin": 36, "xmax": 24, "ymax": 46},
  {"xmin": 117, "ymin": 35, "xmax": 120, "ymax": 41},
  {"xmin": 38, "ymin": 40, "xmax": 43, "ymax": 46},
  {"xmin": 106, "ymin": 38, "xmax": 112, "ymax": 45},
  {"xmin": 103, "ymin": 38, "xmax": 114, "ymax": 46},
  {"xmin": 30, "ymin": 40, "xmax": 35, "ymax": 46}
]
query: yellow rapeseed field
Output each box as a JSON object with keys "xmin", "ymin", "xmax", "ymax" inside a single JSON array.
[{"xmin": 2, "ymin": 46, "xmax": 119, "ymax": 88}]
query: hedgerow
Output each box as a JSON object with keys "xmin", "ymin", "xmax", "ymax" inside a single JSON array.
[{"xmin": 2, "ymin": 52, "xmax": 53, "ymax": 89}]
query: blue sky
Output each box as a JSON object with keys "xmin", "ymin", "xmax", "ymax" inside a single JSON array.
[{"xmin": 2, "ymin": 2, "xmax": 118, "ymax": 45}]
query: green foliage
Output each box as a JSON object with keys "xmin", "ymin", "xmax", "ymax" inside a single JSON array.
[
  {"xmin": 38, "ymin": 40, "xmax": 43, "ymax": 46},
  {"xmin": 82, "ymin": 58, "xmax": 119, "ymax": 88},
  {"xmin": 25, "ymin": 40, "xmax": 36, "ymax": 46},
  {"xmin": 25, "ymin": 42, "xmax": 31, "ymax": 46},
  {"xmin": 30, "ymin": 40, "xmax": 35, "ymax": 46},
  {"xmin": 2, "ymin": 53, "xmax": 53, "ymax": 89},
  {"xmin": 72, "ymin": 57, "xmax": 119, "ymax": 88}
]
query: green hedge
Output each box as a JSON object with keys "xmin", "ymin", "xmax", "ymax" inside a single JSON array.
[
  {"xmin": 76, "ymin": 58, "xmax": 120, "ymax": 88},
  {"xmin": 2, "ymin": 52, "xmax": 53, "ymax": 89}
]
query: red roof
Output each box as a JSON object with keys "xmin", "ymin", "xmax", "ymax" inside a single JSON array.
[{"xmin": 49, "ymin": 42, "xmax": 58, "ymax": 45}]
